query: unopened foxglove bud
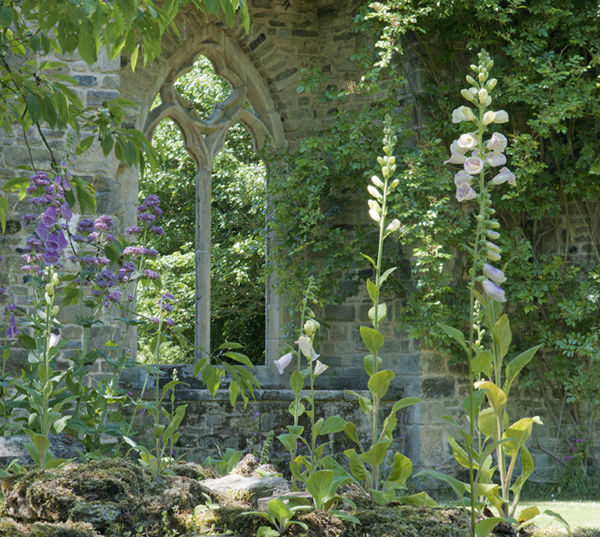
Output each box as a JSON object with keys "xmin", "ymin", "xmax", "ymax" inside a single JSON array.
[
  {"xmin": 390, "ymin": 178, "xmax": 399, "ymax": 188},
  {"xmin": 466, "ymin": 75, "xmax": 477, "ymax": 86},
  {"xmin": 368, "ymin": 199, "xmax": 381, "ymax": 213},
  {"xmin": 371, "ymin": 175, "xmax": 384, "ymax": 188},
  {"xmin": 487, "ymin": 229, "xmax": 500, "ymax": 240},
  {"xmin": 377, "ymin": 157, "xmax": 384, "ymax": 166},
  {"xmin": 478, "ymin": 88, "xmax": 488, "ymax": 104},
  {"xmin": 385, "ymin": 219, "xmax": 401, "ymax": 234},
  {"xmin": 482, "ymin": 111, "xmax": 496, "ymax": 125},
  {"xmin": 369, "ymin": 209, "xmax": 381, "ymax": 222},
  {"xmin": 52, "ymin": 306, "xmax": 59, "ymax": 316},
  {"xmin": 304, "ymin": 319, "xmax": 319, "ymax": 337},
  {"xmin": 461, "ymin": 89, "xmax": 475, "ymax": 102},
  {"xmin": 382, "ymin": 165, "xmax": 390, "ymax": 178},
  {"xmin": 485, "ymin": 78, "xmax": 497, "ymax": 91},
  {"xmin": 367, "ymin": 185, "xmax": 382, "ymax": 200}
]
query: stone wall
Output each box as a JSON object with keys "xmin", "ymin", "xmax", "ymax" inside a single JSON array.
[{"xmin": 0, "ymin": 0, "xmax": 597, "ymax": 485}]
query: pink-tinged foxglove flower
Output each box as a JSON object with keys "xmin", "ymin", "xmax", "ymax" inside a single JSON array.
[
  {"xmin": 452, "ymin": 106, "xmax": 476, "ymax": 123},
  {"xmin": 456, "ymin": 182, "xmax": 477, "ymax": 202},
  {"xmin": 314, "ymin": 360, "xmax": 328, "ymax": 376},
  {"xmin": 454, "ymin": 170, "xmax": 472, "ymax": 186},
  {"xmin": 275, "ymin": 352, "xmax": 293, "ymax": 375},
  {"xmin": 483, "ymin": 263, "xmax": 506, "ymax": 284},
  {"xmin": 486, "ymin": 151, "xmax": 507, "ymax": 167},
  {"xmin": 483, "ymin": 278, "xmax": 506, "ymax": 302},
  {"xmin": 486, "ymin": 132, "xmax": 507, "ymax": 152},
  {"xmin": 445, "ymin": 152, "xmax": 467, "ymax": 165},
  {"xmin": 491, "ymin": 167, "xmax": 516, "ymax": 186},
  {"xmin": 457, "ymin": 133, "xmax": 477, "ymax": 151},
  {"xmin": 464, "ymin": 156, "xmax": 484, "ymax": 175},
  {"xmin": 493, "ymin": 110, "xmax": 509, "ymax": 123}
]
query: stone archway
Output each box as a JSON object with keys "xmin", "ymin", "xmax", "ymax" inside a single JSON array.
[{"xmin": 120, "ymin": 16, "xmax": 286, "ymax": 365}]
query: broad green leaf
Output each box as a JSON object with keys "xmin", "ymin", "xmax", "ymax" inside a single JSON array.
[
  {"xmin": 345, "ymin": 390, "xmax": 373, "ymax": 413},
  {"xmin": 229, "ymin": 380, "xmax": 239, "ymax": 406},
  {"xmin": 53, "ymin": 415, "xmax": 70, "ymax": 433},
  {"xmin": 492, "ymin": 314, "xmax": 511, "ymax": 361},
  {"xmin": 475, "ymin": 517, "xmax": 502, "ymax": 537},
  {"xmin": 363, "ymin": 354, "xmax": 381, "ymax": 376},
  {"xmin": 306, "ymin": 470, "xmax": 333, "ymax": 510},
  {"xmin": 386, "ymin": 452, "xmax": 411, "ymax": 486},
  {"xmin": 360, "ymin": 325, "xmax": 384, "ymax": 354},
  {"xmin": 417, "ymin": 469, "xmax": 466, "ymax": 500},
  {"xmin": 476, "ymin": 380, "xmax": 507, "ymax": 414},
  {"xmin": 288, "ymin": 400, "xmax": 305, "ymax": 418},
  {"xmin": 290, "ymin": 369, "xmax": 303, "ymax": 394},
  {"xmin": 478, "ymin": 407, "xmax": 499, "ymax": 439},
  {"xmin": 223, "ymin": 351, "xmax": 253, "ymax": 367},
  {"xmin": 438, "ymin": 322, "xmax": 467, "ymax": 351},
  {"xmin": 366, "ymin": 279, "xmax": 379, "ymax": 302},
  {"xmin": 344, "ymin": 422, "xmax": 359, "ymax": 444},
  {"xmin": 379, "ymin": 266, "xmax": 397, "ymax": 285},
  {"xmin": 17, "ymin": 334, "xmax": 37, "ymax": 350},
  {"xmin": 267, "ymin": 498, "xmax": 291, "ymax": 521},
  {"xmin": 320, "ymin": 416, "xmax": 346, "ymax": 435},
  {"xmin": 391, "ymin": 397, "xmax": 420, "ymax": 413},
  {"xmin": 26, "ymin": 93, "xmax": 41, "ymax": 124},
  {"xmin": 504, "ymin": 344, "xmax": 542, "ymax": 394},
  {"xmin": 360, "ymin": 441, "xmax": 390, "ymax": 467},
  {"xmin": 257, "ymin": 526, "xmax": 279, "ymax": 537},
  {"xmin": 344, "ymin": 448, "xmax": 369, "ymax": 482},
  {"xmin": 543, "ymin": 510, "xmax": 571, "ymax": 536},
  {"xmin": 518, "ymin": 506, "xmax": 540, "ymax": 524},
  {"xmin": 472, "ymin": 349, "xmax": 493, "ymax": 379},
  {"xmin": 502, "ymin": 417, "xmax": 542, "ymax": 457},
  {"xmin": 78, "ymin": 20, "xmax": 97, "ymax": 64},
  {"xmin": 448, "ymin": 435, "xmax": 474, "ymax": 469},
  {"xmin": 367, "ymin": 369, "xmax": 395, "ymax": 399},
  {"xmin": 397, "ymin": 491, "xmax": 437, "ymax": 507},
  {"xmin": 130, "ymin": 44, "xmax": 140, "ymax": 72},
  {"xmin": 0, "ymin": 6, "xmax": 13, "ymax": 27},
  {"xmin": 277, "ymin": 433, "xmax": 298, "ymax": 452}
]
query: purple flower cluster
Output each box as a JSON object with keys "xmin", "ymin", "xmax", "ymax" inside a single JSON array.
[{"xmin": 21, "ymin": 172, "xmax": 74, "ymax": 268}]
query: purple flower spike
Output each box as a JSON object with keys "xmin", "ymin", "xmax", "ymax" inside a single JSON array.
[
  {"xmin": 482, "ymin": 278, "xmax": 506, "ymax": 303},
  {"xmin": 6, "ymin": 315, "xmax": 17, "ymax": 339},
  {"xmin": 483, "ymin": 263, "xmax": 506, "ymax": 284}
]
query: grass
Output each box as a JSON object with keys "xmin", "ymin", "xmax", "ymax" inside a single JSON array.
[{"xmin": 520, "ymin": 501, "xmax": 600, "ymax": 536}]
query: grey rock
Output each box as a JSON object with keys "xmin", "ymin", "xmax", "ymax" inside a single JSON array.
[
  {"xmin": 200, "ymin": 474, "xmax": 290, "ymax": 507},
  {"xmin": 0, "ymin": 434, "xmax": 84, "ymax": 466}
]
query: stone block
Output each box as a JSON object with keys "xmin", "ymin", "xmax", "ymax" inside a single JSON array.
[
  {"xmin": 420, "ymin": 377, "xmax": 455, "ymax": 399},
  {"xmin": 324, "ymin": 304, "xmax": 355, "ymax": 322}
]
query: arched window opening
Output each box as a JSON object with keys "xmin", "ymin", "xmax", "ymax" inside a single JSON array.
[{"xmin": 139, "ymin": 56, "xmax": 266, "ymax": 365}]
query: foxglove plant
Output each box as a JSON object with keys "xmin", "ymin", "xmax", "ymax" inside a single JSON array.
[
  {"xmin": 276, "ymin": 278, "xmax": 346, "ymax": 492},
  {"xmin": 342, "ymin": 118, "xmax": 425, "ymax": 507},
  {"xmin": 427, "ymin": 51, "xmax": 569, "ymax": 536}
]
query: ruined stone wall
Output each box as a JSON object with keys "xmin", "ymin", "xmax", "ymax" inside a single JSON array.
[{"xmin": 1, "ymin": 0, "xmax": 596, "ymax": 483}]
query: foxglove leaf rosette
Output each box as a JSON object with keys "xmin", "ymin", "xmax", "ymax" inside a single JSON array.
[
  {"xmin": 482, "ymin": 278, "xmax": 506, "ymax": 303},
  {"xmin": 275, "ymin": 352, "xmax": 293, "ymax": 375},
  {"xmin": 464, "ymin": 156, "xmax": 484, "ymax": 175},
  {"xmin": 456, "ymin": 182, "xmax": 477, "ymax": 202}
]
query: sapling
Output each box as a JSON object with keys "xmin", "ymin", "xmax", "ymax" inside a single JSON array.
[{"xmin": 425, "ymin": 50, "xmax": 570, "ymax": 536}]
